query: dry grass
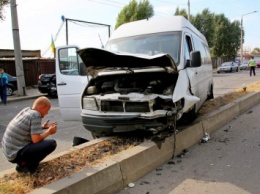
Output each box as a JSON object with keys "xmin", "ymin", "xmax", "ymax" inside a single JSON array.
[
  {"xmin": 1, "ymin": 81, "xmax": 260, "ymax": 194},
  {"xmin": 198, "ymin": 82, "xmax": 260, "ymax": 116},
  {"xmin": 0, "ymin": 137, "xmax": 144, "ymax": 194}
]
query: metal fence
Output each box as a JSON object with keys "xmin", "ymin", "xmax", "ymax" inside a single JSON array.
[{"xmin": 0, "ymin": 58, "xmax": 55, "ymax": 86}]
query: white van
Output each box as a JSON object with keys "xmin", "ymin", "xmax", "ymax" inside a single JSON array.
[{"xmin": 56, "ymin": 16, "xmax": 213, "ymax": 137}]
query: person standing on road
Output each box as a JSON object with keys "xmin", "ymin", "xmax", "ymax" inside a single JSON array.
[
  {"xmin": 248, "ymin": 56, "xmax": 256, "ymax": 76},
  {"xmin": 0, "ymin": 67, "xmax": 8, "ymax": 105},
  {"xmin": 1, "ymin": 96, "xmax": 57, "ymax": 174}
]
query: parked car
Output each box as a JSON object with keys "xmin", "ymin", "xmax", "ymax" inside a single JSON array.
[
  {"xmin": 6, "ymin": 73, "xmax": 17, "ymax": 96},
  {"xmin": 38, "ymin": 74, "xmax": 57, "ymax": 97},
  {"xmin": 217, "ymin": 61, "xmax": 238, "ymax": 73},
  {"xmin": 256, "ymin": 60, "xmax": 260, "ymax": 68},
  {"xmin": 240, "ymin": 60, "xmax": 249, "ymax": 70}
]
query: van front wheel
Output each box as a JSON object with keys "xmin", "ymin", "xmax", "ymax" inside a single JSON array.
[
  {"xmin": 180, "ymin": 105, "xmax": 197, "ymax": 125},
  {"xmin": 207, "ymin": 85, "xmax": 214, "ymax": 100}
]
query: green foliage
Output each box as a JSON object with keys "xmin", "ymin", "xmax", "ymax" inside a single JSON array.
[
  {"xmin": 174, "ymin": 8, "xmax": 242, "ymax": 57},
  {"xmin": 252, "ymin": 47, "xmax": 260, "ymax": 53},
  {"xmin": 174, "ymin": 7, "xmax": 189, "ymax": 19},
  {"xmin": 0, "ymin": 0, "xmax": 9, "ymax": 21},
  {"xmin": 192, "ymin": 9, "xmax": 215, "ymax": 47},
  {"xmin": 115, "ymin": 0, "xmax": 154, "ymax": 29}
]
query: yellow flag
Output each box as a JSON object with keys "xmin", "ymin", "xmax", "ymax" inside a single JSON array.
[{"xmin": 51, "ymin": 35, "xmax": 55, "ymax": 53}]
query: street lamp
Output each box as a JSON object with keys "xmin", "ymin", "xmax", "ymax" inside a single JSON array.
[{"xmin": 240, "ymin": 11, "xmax": 257, "ymax": 64}]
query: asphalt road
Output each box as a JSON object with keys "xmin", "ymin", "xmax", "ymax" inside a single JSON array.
[
  {"xmin": 0, "ymin": 68, "xmax": 259, "ymax": 174},
  {"xmin": 116, "ymin": 69, "xmax": 260, "ymax": 194},
  {"xmin": 117, "ymin": 103, "xmax": 260, "ymax": 194},
  {"xmin": 213, "ymin": 68, "xmax": 259, "ymax": 97}
]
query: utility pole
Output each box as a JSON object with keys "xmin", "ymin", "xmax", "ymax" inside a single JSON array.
[
  {"xmin": 10, "ymin": 0, "xmax": 26, "ymax": 96},
  {"xmin": 187, "ymin": 0, "xmax": 190, "ymax": 21},
  {"xmin": 240, "ymin": 11, "xmax": 257, "ymax": 65}
]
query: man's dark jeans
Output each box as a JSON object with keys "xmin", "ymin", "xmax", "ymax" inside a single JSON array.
[
  {"xmin": 250, "ymin": 66, "xmax": 256, "ymax": 76},
  {"xmin": 0, "ymin": 85, "xmax": 7, "ymax": 104},
  {"xmin": 11, "ymin": 139, "xmax": 57, "ymax": 171}
]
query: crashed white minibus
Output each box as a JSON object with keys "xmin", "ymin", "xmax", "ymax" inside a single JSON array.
[{"xmin": 56, "ymin": 16, "xmax": 213, "ymax": 137}]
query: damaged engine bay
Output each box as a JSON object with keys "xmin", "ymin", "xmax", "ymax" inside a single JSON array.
[{"xmin": 81, "ymin": 68, "xmax": 183, "ymax": 136}]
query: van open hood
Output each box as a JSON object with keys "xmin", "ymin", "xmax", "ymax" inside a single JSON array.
[{"xmin": 78, "ymin": 47, "xmax": 177, "ymax": 70}]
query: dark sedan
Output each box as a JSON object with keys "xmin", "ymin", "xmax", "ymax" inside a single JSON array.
[
  {"xmin": 6, "ymin": 73, "xmax": 17, "ymax": 96},
  {"xmin": 38, "ymin": 74, "xmax": 57, "ymax": 97}
]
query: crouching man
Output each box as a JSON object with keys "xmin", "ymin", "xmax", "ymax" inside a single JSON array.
[{"xmin": 1, "ymin": 96, "xmax": 57, "ymax": 174}]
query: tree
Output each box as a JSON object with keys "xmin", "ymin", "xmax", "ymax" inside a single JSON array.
[
  {"xmin": 252, "ymin": 47, "xmax": 260, "ymax": 53},
  {"xmin": 225, "ymin": 20, "xmax": 241, "ymax": 56},
  {"xmin": 0, "ymin": 0, "xmax": 9, "ymax": 21},
  {"xmin": 174, "ymin": 7, "xmax": 242, "ymax": 57},
  {"xmin": 115, "ymin": 0, "xmax": 154, "ymax": 29},
  {"xmin": 174, "ymin": 7, "xmax": 189, "ymax": 19},
  {"xmin": 212, "ymin": 14, "xmax": 230, "ymax": 57},
  {"xmin": 192, "ymin": 9, "xmax": 215, "ymax": 48}
]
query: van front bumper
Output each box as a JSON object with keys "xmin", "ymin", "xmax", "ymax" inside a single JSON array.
[{"xmin": 81, "ymin": 112, "xmax": 167, "ymax": 136}]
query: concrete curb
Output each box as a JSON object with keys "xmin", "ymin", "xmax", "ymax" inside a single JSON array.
[{"xmin": 3, "ymin": 91, "xmax": 260, "ymax": 194}]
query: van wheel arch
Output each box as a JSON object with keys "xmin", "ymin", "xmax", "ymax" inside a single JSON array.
[
  {"xmin": 179, "ymin": 104, "xmax": 197, "ymax": 125},
  {"xmin": 207, "ymin": 84, "xmax": 214, "ymax": 100}
]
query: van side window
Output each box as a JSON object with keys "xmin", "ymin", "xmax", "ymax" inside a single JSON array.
[
  {"xmin": 58, "ymin": 47, "xmax": 82, "ymax": 75},
  {"xmin": 184, "ymin": 35, "xmax": 193, "ymax": 61},
  {"xmin": 193, "ymin": 37, "xmax": 207, "ymax": 64},
  {"xmin": 203, "ymin": 45, "xmax": 211, "ymax": 64}
]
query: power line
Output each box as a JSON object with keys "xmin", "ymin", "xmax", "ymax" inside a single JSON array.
[
  {"xmin": 87, "ymin": 0, "xmax": 124, "ymax": 8},
  {"xmin": 155, "ymin": 0, "xmax": 186, "ymax": 5},
  {"xmin": 69, "ymin": 20, "xmax": 108, "ymax": 28}
]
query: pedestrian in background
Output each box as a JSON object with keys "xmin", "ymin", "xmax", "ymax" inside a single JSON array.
[
  {"xmin": 1, "ymin": 96, "xmax": 57, "ymax": 174},
  {"xmin": 0, "ymin": 66, "xmax": 8, "ymax": 105},
  {"xmin": 248, "ymin": 56, "xmax": 256, "ymax": 76}
]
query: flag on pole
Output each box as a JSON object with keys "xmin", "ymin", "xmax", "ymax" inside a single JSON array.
[{"xmin": 51, "ymin": 35, "xmax": 55, "ymax": 53}]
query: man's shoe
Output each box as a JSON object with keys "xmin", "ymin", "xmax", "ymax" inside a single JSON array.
[{"xmin": 16, "ymin": 165, "xmax": 36, "ymax": 174}]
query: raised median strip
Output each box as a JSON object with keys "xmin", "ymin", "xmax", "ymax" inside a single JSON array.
[{"xmin": 2, "ymin": 91, "xmax": 260, "ymax": 194}]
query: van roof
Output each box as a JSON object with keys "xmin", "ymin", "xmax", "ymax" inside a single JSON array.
[{"xmin": 110, "ymin": 16, "xmax": 207, "ymax": 43}]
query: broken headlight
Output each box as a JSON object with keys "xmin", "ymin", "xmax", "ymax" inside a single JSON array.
[{"xmin": 82, "ymin": 97, "xmax": 98, "ymax": 111}]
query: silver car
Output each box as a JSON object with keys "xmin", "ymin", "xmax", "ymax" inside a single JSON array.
[
  {"xmin": 240, "ymin": 61, "xmax": 249, "ymax": 70},
  {"xmin": 217, "ymin": 61, "xmax": 239, "ymax": 73}
]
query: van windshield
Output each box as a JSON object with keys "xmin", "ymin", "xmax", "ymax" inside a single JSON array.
[{"xmin": 105, "ymin": 32, "xmax": 181, "ymax": 65}]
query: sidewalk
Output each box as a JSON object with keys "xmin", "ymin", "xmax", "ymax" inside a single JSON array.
[{"xmin": 7, "ymin": 87, "xmax": 46, "ymax": 103}]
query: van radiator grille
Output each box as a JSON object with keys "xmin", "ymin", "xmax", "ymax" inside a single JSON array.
[{"xmin": 101, "ymin": 101, "xmax": 150, "ymax": 112}]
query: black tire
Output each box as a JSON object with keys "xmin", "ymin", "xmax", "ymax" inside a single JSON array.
[
  {"xmin": 48, "ymin": 89, "xmax": 57, "ymax": 97},
  {"xmin": 91, "ymin": 132, "xmax": 100, "ymax": 139},
  {"xmin": 236, "ymin": 67, "xmax": 238, "ymax": 72},
  {"xmin": 91, "ymin": 132, "xmax": 111, "ymax": 139},
  {"xmin": 180, "ymin": 105, "xmax": 197, "ymax": 125},
  {"xmin": 207, "ymin": 84, "xmax": 214, "ymax": 100},
  {"xmin": 6, "ymin": 86, "xmax": 13, "ymax": 96}
]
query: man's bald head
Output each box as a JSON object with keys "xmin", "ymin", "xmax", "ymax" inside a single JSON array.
[{"xmin": 32, "ymin": 97, "xmax": 51, "ymax": 118}]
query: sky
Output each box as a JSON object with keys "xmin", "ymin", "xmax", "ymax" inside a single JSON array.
[{"xmin": 0, "ymin": 0, "xmax": 259, "ymax": 58}]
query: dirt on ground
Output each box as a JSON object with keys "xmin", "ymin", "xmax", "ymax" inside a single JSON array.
[
  {"xmin": 1, "ymin": 81, "xmax": 260, "ymax": 194},
  {"xmin": 198, "ymin": 82, "xmax": 260, "ymax": 116}
]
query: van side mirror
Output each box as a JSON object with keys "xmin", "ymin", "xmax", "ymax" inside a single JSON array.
[{"xmin": 190, "ymin": 51, "xmax": 201, "ymax": 67}]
